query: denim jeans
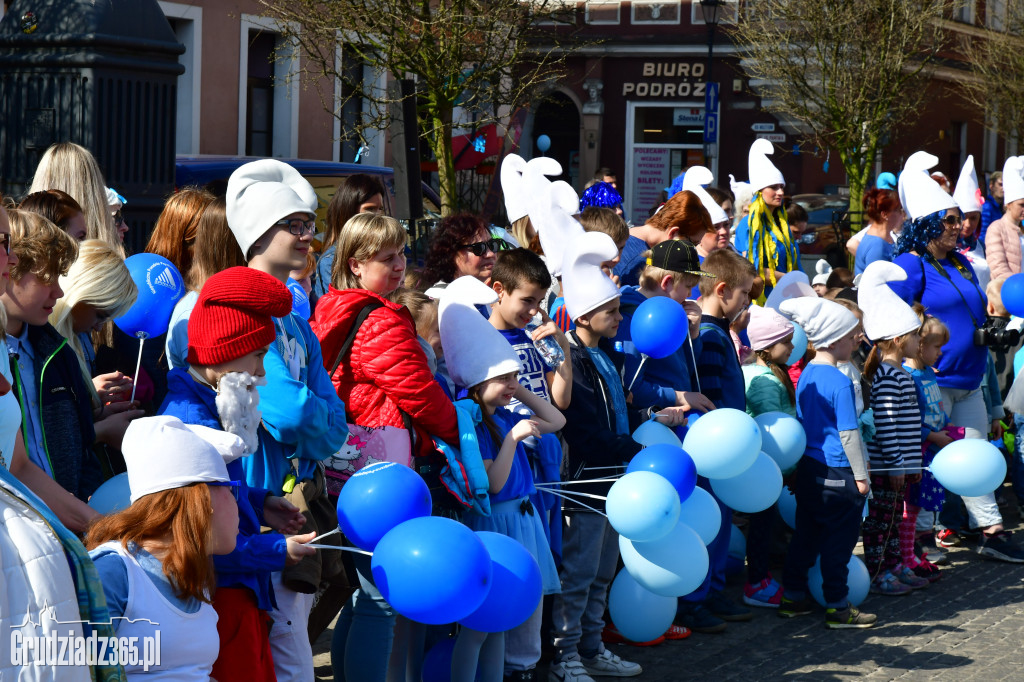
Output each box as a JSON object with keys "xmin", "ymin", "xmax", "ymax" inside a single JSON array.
[{"xmin": 331, "ymin": 554, "xmax": 396, "ymax": 682}]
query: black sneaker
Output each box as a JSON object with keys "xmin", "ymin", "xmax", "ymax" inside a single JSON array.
[
  {"xmin": 825, "ymin": 605, "xmax": 876, "ymax": 629},
  {"xmin": 504, "ymin": 669, "xmax": 538, "ymax": 682},
  {"xmin": 777, "ymin": 595, "xmax": 816, "ymax": 618},
  {"xmin": 705, "ymin": 591, "xmax": 753, "ymax": 622},
  {"xmin": 675, "ymin": 602, "xmax": 727, "ymax": 634},
  {"xmin": 978, "ymin": 532, "xmax": 1024, "ymax": 563}
]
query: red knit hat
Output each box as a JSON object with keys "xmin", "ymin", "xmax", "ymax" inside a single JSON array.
[{"xmin": 187, "ymin": 267, "xmax": 294, "ymax": 366}]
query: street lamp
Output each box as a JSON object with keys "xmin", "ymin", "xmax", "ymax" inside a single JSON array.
[{"xmin": 699, "ymin": 0, "xmax": 722, "ymax": 164}]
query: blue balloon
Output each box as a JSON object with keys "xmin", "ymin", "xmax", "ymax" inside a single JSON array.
[
  {"xmin": 777, "ymin": 485, "xmax": 797, "ymax": 529},
  {"xmin": 683, "ymin": 407, "xmax": 762, "ymax": 479},
  {"xmin": 606, "ymin": 471, "xmax": 681, "ymax": 542},
  {"xmin": 113, "ymin": 254, "xmax": 185, "ymax": 339},
  {"xmin": 726, "ymin": 523, "xmax": 746, "ymax": 576},
  {"xmin": 629, "ymin": 296, "xmax": 688, "ymax": 359},
  {"xmin": 930, "ymin": 439, "xmax": 1008, "ymax": 497},
  {"xmin": 337, "ymin": 462, "xmax": 431, "ymax": 550},
  {"xmin": 619, "ymin": 521, "xmax": 709, "ymax": 597},
  {"xmin": 627, "ymin": 444, "xmax": 697, "ymax": 503},
  {"xmin": 608, "ymin": 570, "xmax": 676, "ymax": 643},
  {"xmin": 808, "ymin": 554, "xmax": 870, "ymax": 607},
  {"xmin": 88, "ymin": 473, "xmax": 131, "ymax": 515},
  {"xmin": 1002, "ymin": 273, "xmax": 1024, "ymax": 317},
  {"xmin": 286, "ymin": 278, "xmax": 311, "ymax": 320},
  {"xmin": 459, "ymin": 532, "xmax": 542, "ymax": 633},
  {"xmin": 755, "ymin": 412, "xmax": 806, "ymax": 473},
  {"xmin": 536, "ymin": 134, "xmax": 552, "ymax": 153},
  {"xmin": 710, "ymin": 451, "xmax": 782, "ymax": 513},
  {"xmin": 631, "ymin": 419, "xmax": 682, "ymax": 448},
  {"xmin": 372, "ymin": 516, "xmax": 492, "ymax": 624},
  {"xmin": 677, "ymin": 486, "xmax": 721, "ymax": 545},
  {"xmin": 786, "ymin": 323, "xmax": 808, "ymax": 365}
]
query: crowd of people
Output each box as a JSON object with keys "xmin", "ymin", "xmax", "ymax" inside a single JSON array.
[{"xmin": 4, "ymin": 136, "xmax": 1024, "ymax": 682}]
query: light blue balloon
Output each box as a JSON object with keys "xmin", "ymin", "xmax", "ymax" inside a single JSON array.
[
  {"xmin": 787, "ymin": 323, "xmax": 808, "ymax": 365},
  {"xmin": 676, "ymin": 486, "xmax": 721, "ymax": 545},
  {"xmin": 808, "ymin": 554, "xmax": 870, "ymax": 607},
  {"xmin": 536, "ymin": 134, "xmax": 552, "ymax": 153},
  {"xmin": 710, "ymin": 451, "xmax": 782, "ymax": 513},
  {"xmin": 930, "ymin": 439, "xmax": 1008, "ymax": 497},
  {"xmin": 608, "ymin": 570, "xmax": 677, "ymax": 643},
  {"xmin": 88, "ymin": 473, "xmax": 131, "ymax": 515},
  {"xmin": 755, "ymin": 412, "xmax": 806, "ymax": 473},
  {"xmin": 777, "ymin": 486, "xmax": 797, "ymax": 529},
  {"xmin": 606, "ymin": 471, "xmax": 681, "ymax": 542},
  {"xmin": 682, "ymin": 408, "xmax": 762, "ymax": 479},
  {"xmin": 619, "ymin": 521, "xmax": 709, "ymax": 597},
  {"xmin": 728, "ymin": 523, "xmax": 746, "ymax": 560},
  {"xmin": 632, "ymin": 418, "xmax": 683, "ymax": 448}
]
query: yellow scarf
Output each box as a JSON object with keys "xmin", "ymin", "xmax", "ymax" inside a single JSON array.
[{"xmin": 747, "ymin": 193, "xmax": 794, "ymax": 302}]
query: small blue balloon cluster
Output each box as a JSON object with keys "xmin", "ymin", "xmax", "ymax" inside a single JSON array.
[{"xmin": 579, "ymin": 181, "xmax": 623, "ymax": 212}]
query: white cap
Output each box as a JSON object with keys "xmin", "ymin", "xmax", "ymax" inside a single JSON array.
[
  {"xmin": 765, "ymin": 270, "xmax": 817, "ymax": 312},
  {"xmin": 525, "ymin": 167, "xmax": 585, "ymax": 277},
  {"xmin": 501, "ymin": 154, "xmax": 562, "ymax": 223},
  {"xmin": 1002, "ymin": 156, "xmax": 1024, "ymax": 205},
  {"xmin": 729, "ymin": 174, "xmax": 753, "ymax": 209},
  {"xmin": 683, "ymin": 166, "xmax": 729, "ymax": 225},
  {"xmin": 953, "ymin": 155, "xmax": 982, "ymax": 214},
  {"xmin": 124, "ymin": 416, "xmax": 249, "ymax": 503},
  {"xmin": 438, "ymin": 276, "xmax": 521, "ymax": 389},
  {"xmin": 898, "ymin": 152, "xmax": 958, "ymax": 221},
  {"xmin": 562, "ymin": 232, "xmax": 621, "ymax": 320},
  {"xmin": 748, "ymin": 139, "xmax": 785, "ymax": 192},
  {"xmin": 226, "ymin": 159, "xmax": 318, "ymax": 257},
  {"xmin": 778, "ymin": 297, "xmax": 859, "ymax": 350},
  {"xmin": 857, "ymin": 260, "xmax": 921, "ymax": 341},
  {"xmin": 812, "ymin": 259, "xmax": 833, "ymax": 287}
]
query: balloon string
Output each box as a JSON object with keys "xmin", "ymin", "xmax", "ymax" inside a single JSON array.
[
  {"xmin": 686, "ymin": 332, "xmax": 702, "ymax": 394},
  {"xmin": 130, "ymin": 336, "xmax": 145, "ymax": 404},
  {"xmin": 584, "ymin": 465, "xmax": 627, "ymax": 471},
  {"xmin": 306, "ymin": 543, "xmax": 372, "ymax": 555},
  {"xmin": 538, "ymin": 488, "xmax": 607, "ymax": 517},
  {"xmin": 535, "ymin": 477, "xmax": 621, "ymax": 487},
  {"xmin": 316, "ymin": 526, "xmax": 342, "ymax": 541},
  {"xmin": 540, "ymin": 487, "xmax": 607, "ymax": 501},
  {"xmin": 865, "ymin": 466, "xmax": 931, "ymax": 473},
  {"xmin": 626, "ymin": 354, "xmax": 649, "ymax": 394}
]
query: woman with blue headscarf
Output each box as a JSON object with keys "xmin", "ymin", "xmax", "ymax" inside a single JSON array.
[{"xmin": 889, "ymin": 153, "xmax": 1024, "ymax": 563}]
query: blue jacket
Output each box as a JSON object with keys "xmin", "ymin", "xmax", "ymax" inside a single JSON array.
[
  {"xmin": 245, "ymin": 314, "xmax": 349, "ymax": 495},
  {"xmin": 612, "ymin": 235, "xmax": 649, "ymax": 288},
  {"xmin": 159, "ymin": 368, "xmax": 287, "ymax": 612},
  {"xmin": 614, "ymin": 286, "xmax": 700, "ymax": 409},
  {"xmin": 311, "ymin": 245, "xmax": 336, "ymax": 311},
  {"xmin": 980, "ymin": 194, "xmax": 1002, "ymax": 246},
  {"xmin": 697, "ymin": 315, "xmax": 746, "ymax": 411},
  {"xmin": 889, "ymin": 252, "xmax": 988, "ymax": 391}
]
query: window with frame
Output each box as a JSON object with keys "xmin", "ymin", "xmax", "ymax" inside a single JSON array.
[
  {"xmin": 689, "ymin": 0, "xmax": 739, "ymax": 26},
  {"xmin": 987, "ymin": 0, "xmax": 1006, "ymax": 29},
  {"xmin": 952, "ymin": 0, "xmax": 975, "ymax": 23},
  {"xmin": 585, "ymin": 0, "xmax": 620, "ymax": 23},
  {"xmin": 632, "ymin": 0, "xmax": 680, "ymax": 24}
]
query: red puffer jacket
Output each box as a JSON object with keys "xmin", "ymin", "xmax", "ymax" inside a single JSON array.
[{"xmin": 311, "ymin": 287, "xmax": 458, "ymax": 458}]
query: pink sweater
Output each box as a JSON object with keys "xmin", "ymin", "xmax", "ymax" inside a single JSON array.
[{"xmin": 984, "ymin": 215, "xmax": 1022, "ymax": 281}]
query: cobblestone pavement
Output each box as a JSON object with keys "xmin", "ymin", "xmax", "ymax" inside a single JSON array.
[{"xmin": 313, "ymin": 505, "xmax": 1024, "ymax": 681}]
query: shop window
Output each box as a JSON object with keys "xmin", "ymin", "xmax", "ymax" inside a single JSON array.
[
  {"xmin": 632, "ymin": 0, "xmax": 680, "ymax": 24},
  {"xmin": 586, "ymin": 0, "xmax": 620, "ymax": 24}
]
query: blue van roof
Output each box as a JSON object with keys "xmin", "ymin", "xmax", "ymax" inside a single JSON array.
[{"xmin": 175, "ymin": 155, "xmax": 393, "ymax": 187}]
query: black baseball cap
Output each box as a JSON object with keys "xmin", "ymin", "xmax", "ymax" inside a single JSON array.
[{"xmin": 646, "ymin": 240, "xmax": 714, "ymax": 278}]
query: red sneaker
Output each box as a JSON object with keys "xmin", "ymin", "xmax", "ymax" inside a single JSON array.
[
  {"xmin": 663, "ymin": 624, "xmax": 692, "ymax": 640},
  {"xmin": 601, "ymin": 624, "xmax": 666, "ymax": 647}
]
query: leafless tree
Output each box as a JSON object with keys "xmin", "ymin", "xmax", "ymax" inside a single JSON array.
[{"xmin": 960, "ymin": 1, "xmax": 1024, "ymax": 148}]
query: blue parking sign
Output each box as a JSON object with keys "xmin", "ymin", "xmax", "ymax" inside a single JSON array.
[{"xmin": 703, "ymin": 83, "xmax": 719, "ymax": 143}]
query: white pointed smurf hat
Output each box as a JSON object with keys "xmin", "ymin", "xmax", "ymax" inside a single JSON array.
[
  {"xmin": 525, "ymin": 163, "xmax": 585, "ymax": 277},
  {"xmin": 778, "ymin": 297, "xmax": 858, "ymax": 350},
  {"xmin": 857, "ymin": 260, "xmax": 921, "ymax": 341},
  {"xmin": 953, "ymin": 155, "xmax": 983, "ymax": 215},
  {"xmin": 1002, "ymin": 155, "xmax": 1024, "ymax": 205},
  {"xmin": 898, "ymin": 151, "xmax": 957, "ymax": 221},
  {"xmin": 439, "ymin": 276, "xmax": 521, "ymax": 389},
  {"xmin": 562, "ymin": 232, "xmax": 620, "ymax": 320},
  {"xmin": 812, "ymin": 259, "xmax": 833, "ymax": 287},
  {"xmin": 683, "ymin": 166, "xmax": 729, "ymax": 225},
  {"xmin": 765, "ymin": 270, "xmax": 817, "ymax": 312},
  {"xmin": 748, "ymin": 139, "xmax": 785, "ymax": 192},
  {"xmin": 226, "ymin": 159, "xmax": 318, "ymax": 257},
  {"xmin": 501, "ymin": 154, "xmax": 562, "ymax": 223}
]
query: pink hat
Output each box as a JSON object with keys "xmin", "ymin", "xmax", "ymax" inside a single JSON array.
[{"xmin": 746, "ymin": 304, "xmax": 794, "ymax": 351}]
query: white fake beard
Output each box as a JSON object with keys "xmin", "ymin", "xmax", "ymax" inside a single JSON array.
[{"xmin": 215, "ymin": 372, "xmax": 267, "ymax": 455}]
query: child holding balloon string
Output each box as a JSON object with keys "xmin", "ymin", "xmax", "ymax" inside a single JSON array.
[{"xmin": 438, "ymin": 275, "xmax": 566, "ymax": 682}]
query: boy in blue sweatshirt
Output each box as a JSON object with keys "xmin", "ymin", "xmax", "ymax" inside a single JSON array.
[{"xmin": 677, "ymin": 248, "xmax": 757, "ymax": 633}]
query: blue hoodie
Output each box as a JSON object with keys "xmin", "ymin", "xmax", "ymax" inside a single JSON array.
[
  {"xmin": 245, "ymin": 314, "xmax": 349, "ymax": 495},
  {"xmin": 614, "ymin": 285, "xmax": 701, "ymax": 409},
  {"xmin": 159, "ymin": 368, "xmax": 287, "ymax": 611}
]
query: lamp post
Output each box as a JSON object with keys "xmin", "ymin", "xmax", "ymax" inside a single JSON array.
[{"xmin": 699, "ymin": 0, "xmax": 722, "ymax": 165}]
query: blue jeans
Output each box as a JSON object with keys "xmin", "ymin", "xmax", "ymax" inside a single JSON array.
[{"xmin": 331, "ymin": 554, "xmax": 396, "ymax": 682}]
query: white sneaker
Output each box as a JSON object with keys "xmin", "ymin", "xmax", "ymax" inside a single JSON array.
[
  {"xmin": 548, "ymin": 657, "xmax": 596, "ymax": 682},
  {"xmin": 581, "ymin": 648, "xmax": 642, "ymax": 677}
]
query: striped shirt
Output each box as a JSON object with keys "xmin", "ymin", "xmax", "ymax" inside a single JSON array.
[{"xmin": 867, "ymin": 362, "xmax": 922, "ymax": 473}]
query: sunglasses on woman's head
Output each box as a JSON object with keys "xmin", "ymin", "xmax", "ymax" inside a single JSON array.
[{"xmin": 460, "ymin": 238, "xmax": 506, "ymax": 257}]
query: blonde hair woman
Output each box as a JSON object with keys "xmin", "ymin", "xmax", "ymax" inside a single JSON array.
[
  {"xmin": 49, "ymin": 239, "xmax": 138, "ymax": 409},
  {"xmin": 29, "ymin": 142, "xmax": 122, "ymax": 255}
]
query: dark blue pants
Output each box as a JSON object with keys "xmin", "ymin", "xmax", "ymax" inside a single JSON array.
[{"xmin": 782, "ymin": 458, "xmax": 865, "ymax": 608}]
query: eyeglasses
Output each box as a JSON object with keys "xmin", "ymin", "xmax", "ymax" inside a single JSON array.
[
  {"xmin": 112, "ymin": 211, "xmax": 126, "ymax": 226},
  {"xmin": 941, "ymin": 214, "xmax": 963, "ymax": 229},
  {"xmin": 273, "ymin": 218, "xmax": 317, "ymax": 235},
  {"xmin": 207, "ymin": 480, "xmax": 241, "ymax": 502},
  {"xmin": 0, "ymin": 233, "xmax": 10, "ymax": 255},
  {"xmin": 460, "ymin": 238, "xmax": 506, "ymax": 257}
]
